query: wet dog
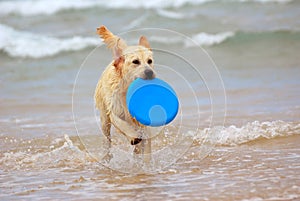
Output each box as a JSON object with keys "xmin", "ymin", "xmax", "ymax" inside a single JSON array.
[{"xmin": 94, "ymin": 26, "xmax": 155, "ymax": 161}]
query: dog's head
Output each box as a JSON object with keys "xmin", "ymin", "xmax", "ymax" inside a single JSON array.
[{"xmin": 97, "ymin": 26, "xmax": 155, "ymax": 81}]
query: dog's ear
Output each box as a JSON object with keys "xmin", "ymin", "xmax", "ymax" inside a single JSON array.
[
  {"xmin": 96, "ymin": 25, "xmax": 127, "ymax": 49},
  {"xmin": 113, "ymin": 56, "xmax": 124, "ymax": 75},
  {"xmin": 97, "ymin": 25, "xmax": 126, "ymax": 55},
  {"xmin": 139, "ymin": 36, "xmax": 151, "ymax": 49},
  {"xmin": 112, "ymin": 39, "xmax": 125, "ymax": 74},
  {"xmin": 97, "ymin": 25, "xmax": 126, "ymax": 72},
  {"xmin": 113, "ymin": 50, "xmax": 124, "ymax": 75}
]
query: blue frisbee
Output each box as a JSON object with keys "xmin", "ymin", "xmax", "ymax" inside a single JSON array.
[{"xmin": 126, "ymin": 78, "xmax": 179, "ymax": 127}]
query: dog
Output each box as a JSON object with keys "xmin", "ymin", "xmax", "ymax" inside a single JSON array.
[{"xmin": 94, "ymin": 26, "xmax": 155, "ymax": 162}]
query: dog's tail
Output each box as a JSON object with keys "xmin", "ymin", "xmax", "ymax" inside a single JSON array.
[{"xmin": 96, "ymin": 26, "xmax": 127, "ymax": 51}]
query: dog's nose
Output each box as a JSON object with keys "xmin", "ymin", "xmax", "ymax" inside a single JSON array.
[{"xmin": 144, "ymin": 69, "xmax": 153, "ymax": 79}]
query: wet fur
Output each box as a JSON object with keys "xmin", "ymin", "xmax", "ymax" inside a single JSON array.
[{"xmin": 94, "ymin": 26, "xmax": 155, "ymax": 160}]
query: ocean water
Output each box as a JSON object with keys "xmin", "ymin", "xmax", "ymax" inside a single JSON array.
[{"xmin": 1, "ymin": 0, "xmax": 300, "ymax": 200}]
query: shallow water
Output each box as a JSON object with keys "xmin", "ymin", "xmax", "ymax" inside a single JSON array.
[
  {"xmin": 1, "ymin": 0, "xmax": 300, "ymax": 200},
  {"xmin": 1, "ymin": 134, "xmax": 299, "ymax": 200}
]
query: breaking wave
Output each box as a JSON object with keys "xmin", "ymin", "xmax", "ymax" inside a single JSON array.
[
  {"xmin": 0, "ymin": 0, "xmax": 294, "ymax": 17},
  {"xmin": 187, "ymin": 31, "xmax": 235, "ymax": 46},
  {"xmin": 0, "ymin": 23, "xmax": 235, "ymax": 59},
  {"xmin": 195, "ymin": 120, "xmax": 300, "ymax": 146},
  {"xmin": 1, "ymin": 23, "xmax": 298, "ymax": 59},
  {"xmin": 0, "ymin": 24, "xmax": 100, "ymax": 59},
  {"xmin": 1, "ymin": 120, "xmax": 299, "ymax": 171}
]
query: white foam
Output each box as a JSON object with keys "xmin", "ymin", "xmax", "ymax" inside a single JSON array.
[
  {"xmin": 0, "ymin": 0, "xmax": 293, "ymax": 17},
  {"xmin": 0, "ymin": 24, "xmax": 100, "ymax": 58},
  {"xmin": 1, "ymin": 121, "xmax": 299, "ymax": 171},
  {"xmin": 0, "ymin": 0, "xmax": 103, "ymax": 16},
  {"xmin": 239, "ymin": 0, "xmax": 293, "ymax": 3},
  {"xmin": 195, "ymin": 120, "xmax": 300, "ymax": 146},
  {"xmin": 149, "ymin": 31, "xmax": 234, "ymax": 47},
  {"xmin": 0, "ymin": 23, "xmax": 236, "ymax": 59},
  {"xmin": 0, "ymin": 134, "xmax": 94, "ymax": 171},
  {"xmin": 0, "ymin": 0, "xmax": 203, "ymax": 16},
  {"xmin": 156, "ymin": 9, "xmax": 187, "ymax": 19},
  {"xmin": 186, "ymin": 31, "xmax": 235, "ymax": 47}
]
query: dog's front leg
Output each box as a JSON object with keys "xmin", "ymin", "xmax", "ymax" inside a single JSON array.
[
  {"xmin": 98, "ymin": 104, "xmax": 112, "ymax": 161},
  {"xmin": 99, "ymin": 109, "xmax": 111, "ymax": 146},
  {"xmin": 134, "ymin": 127, "xmax": 152, "ymax": 163},
  {"xmin": 110, "ymin": 112, "xmax": 142, "ymax": 143},
  {"xmin": 110, "ymin": 113, "xmax": 152, "ymax": 163}
]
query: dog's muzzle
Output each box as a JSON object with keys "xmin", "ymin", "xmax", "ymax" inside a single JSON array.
[{"xmin": 144, "ymin": 68, "xmax": 155, "ymax": 80}]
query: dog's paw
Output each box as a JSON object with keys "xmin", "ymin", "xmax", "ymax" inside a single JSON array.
[{"xmin": 131, "ymin": 138, "xmax": 142, "ymax": 145}]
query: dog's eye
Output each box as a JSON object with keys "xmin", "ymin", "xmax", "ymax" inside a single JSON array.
[
  {"xmin": 132, "ymin": 59, "xmax": 140, "ymax": 65},
  {"xmin": 147, "ymin": 59, "xmax": 153, "ymax": 65}
]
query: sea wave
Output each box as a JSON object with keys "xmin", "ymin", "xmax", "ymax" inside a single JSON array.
[
  {"xmin": 187, "ymin": 31, "xmax": 235, "ymax": 46},
  {"xmin": 240, "ymin": 0, "xmax": 293, "ymax": 3},
  {"xmin": 0, "ymin": 24, "xmax": 100, "ymax": 59},
  {"xmin": 0, "ymin": 120, "xmax": 299, "ymax": 171},
  {"xmin": 149, "ymin": 31, "xmax": 234, "ymax": 47},
  {"xmin": 0, "ymin": 134, "xmax": 96, "ymax": 171},
  {"xmin": 0, "ymin": 23, "xmax": 235, "ymax": 59},
  {"xmin": 1, "ymin": 24, "xmax": 297, "ymax": 59},
  {"xmin": 195, "ymin": 120, "xmax": 300, "ymax": 146},
  {"xmin": 156, "ymin": 9, "xmax": 187, "ymax": 19},
  {"xmin": 0, "ymin": 0, "xmax": 294, "ymax": 17}
]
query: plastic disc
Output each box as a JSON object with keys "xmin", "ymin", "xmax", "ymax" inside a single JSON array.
[{"xmin": 126, "ymin": 78, "xmax": 179, "ymax": 127}]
